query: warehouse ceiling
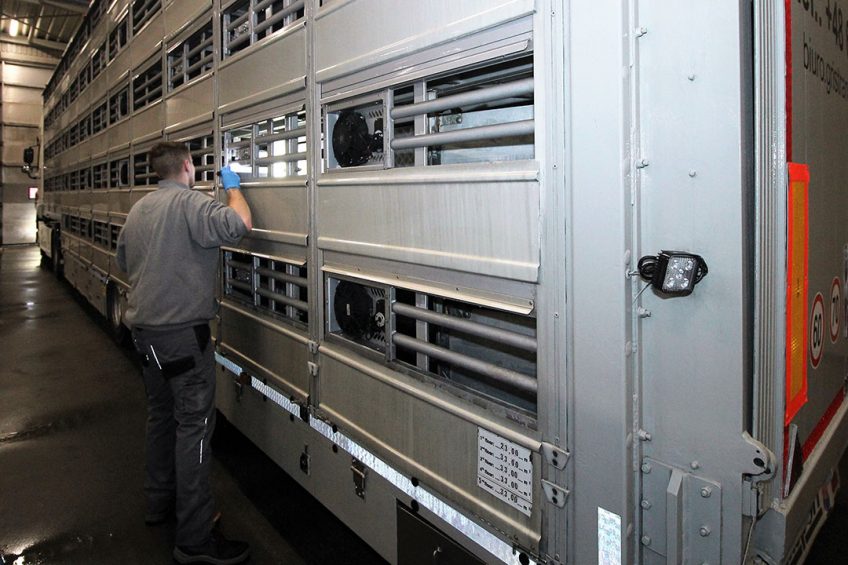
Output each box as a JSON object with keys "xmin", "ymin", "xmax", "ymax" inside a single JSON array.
[{"xmin": 0, "ymin": 0, "xmax": 88, "ymax": 56}]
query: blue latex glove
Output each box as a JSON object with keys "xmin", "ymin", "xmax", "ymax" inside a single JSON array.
[{"xmin": 219, "ymin": 166, "xmax": 241, "ymax": 190}]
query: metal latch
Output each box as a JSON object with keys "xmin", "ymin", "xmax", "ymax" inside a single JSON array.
[
  {"xmin": 234, "ymin": 371, "xmax": 250, "ymax": 401},
  {"xmin": 541, "ymin": 479, "xmax": 569, "ymax": 508},
  {"xmin": 541, "ymin": 442, "xmax": 570, "ymax": 470},
  {"xmin": 351, "ymin": 458, "xmax": 367, "ymax": 499}
]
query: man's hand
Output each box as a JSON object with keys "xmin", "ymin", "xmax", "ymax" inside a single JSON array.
[{"xmin": 219, "ymin": 166, "xmax": 241, "ymax": 191}]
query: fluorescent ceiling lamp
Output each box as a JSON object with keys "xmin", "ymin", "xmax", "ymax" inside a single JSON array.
[{"xmin": 8, "ymin": 19, "xmax": 19, "ymax": 37}]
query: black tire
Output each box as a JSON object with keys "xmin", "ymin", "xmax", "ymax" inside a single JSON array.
[
  {"xmin": 51, "ymin": 241, "xmax": 63, "ymax": 279},
  {"xmin": 107, "ymin": 284, "xmax": 128, "ymax": 344}
]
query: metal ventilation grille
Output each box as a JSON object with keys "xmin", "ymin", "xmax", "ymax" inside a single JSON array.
[
  {"xmin": 325, "ymin": 276, "xmax": 538, "ymax": 414},
  {"xmin": 392, "ymin": 291, "xmax": 537, "ymax": 412},
  {"xmin": 222, "ymin": 0, "xmax": 305, "ymax": 58},
  {"xmin": 92, "ymin": 163, "xmax": 109, "ymax": 189},
  {"xmin": 110, "ymin": 158, "xmax": 130, "ymax": 188},
  {"xmin": 326, "ymin": 56, "xmax": 534, "ymax": 170},
  {"xmin": 187, "ymin": 133, "xmax": 216, "ymax": 183},
  {"xmin": 133, "ymin": 58, "xmax": 163, "ymax": 111},
  {"xmin": 91, "ymin": 43, "xmax": 107, "ymax": 80},
  {"xmin": 69, "ymin": 168, "xmax": 89, "ymax": 191},
  {"xmin": 110, "ymin": 224, "xmax": 122, "ymax": 250},
  {"xmin": 77, "ymin": 114, "xmax": 90, "ymax": 142},
  {"xmin": 223, "ymin": 251, "xmax": 309, "ymax": 327},
  {"xmin": 109, "ymin": 17, "xmax": 128, "ymax": 61},
  {"xmin": 92, "ymin": 99, "xmax": 108, "ymax": 134},
  {"xmin": 110, "ymin": 86, "xmax": 129, "ymax": 123},
  {"xmin": 168, "ymin": 21, "xmax": 214, "ymax": 91},
  {"xmin": 133, "ymin": 152, "xmax": 157, "ymax": 186},
  {"xmin": 133, "ymin": 0, "xmax": 161, "ymax": 35},
  {"xmin": 93, "ymin": 221, "xmax": 110, "ymax": 248},
  {"xmin": 224, "ymin": 110, "xmax": 307, "ymax": 179}
]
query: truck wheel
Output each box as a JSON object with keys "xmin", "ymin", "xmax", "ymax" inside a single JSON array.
[
  {"xmin": 51, "ymin": 231, "xmax": 63, "ymax": 279},
  {"xmin": 107, "ymin": 284, "xmax": 128, "ymax": 344}
]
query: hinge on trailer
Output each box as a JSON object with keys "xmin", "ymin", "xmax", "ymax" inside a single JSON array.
[
  {"xmin": 541, "ymin": 479, "xmax": 569, "ymax": 508},
  {"xmin": 307, "ymin": 340, "xmax": 319, "ymax": 355},
  {"xmin": 308, "ymin": 361, "xmax": 319, "ymax": 377},
  {"xmin": 541, "ymin": 442, "xmax": 570, "ymax": 469},
  {"xmin": 351, "ymin": 458, "xmax": 367, "ymax": 499}
]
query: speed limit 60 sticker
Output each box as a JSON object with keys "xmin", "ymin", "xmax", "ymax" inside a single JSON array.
[{"xmin": 811, "ymin": 292, "xmax": 824, "ymax": 369}]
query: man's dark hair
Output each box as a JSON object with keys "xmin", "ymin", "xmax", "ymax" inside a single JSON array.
[{"xmin": 150, "ymin": 142, "xmax": 191, "ymax": 179}]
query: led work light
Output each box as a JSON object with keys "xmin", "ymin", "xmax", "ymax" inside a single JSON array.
[{"xmin": 637, "ymin": 251, "xmax": 708, "ymax": 297}]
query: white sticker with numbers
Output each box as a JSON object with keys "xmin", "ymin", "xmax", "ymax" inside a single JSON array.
[{"xmin": 477, "ymin": 428, "xmax": 533, "ymax": 516}]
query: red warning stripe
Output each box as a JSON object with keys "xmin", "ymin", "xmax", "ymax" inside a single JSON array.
[{"xmin": 803, "ymin": 389, "xmax": 847, "ymax": 460}]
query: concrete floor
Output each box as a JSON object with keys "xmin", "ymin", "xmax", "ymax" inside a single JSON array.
[
  {"xmin": 0, "ymin": 244, "xmax": 846, "ymax": 564},
  {"xmin": 0, "ymin": 246, "xmax": 384, "ymax": 565}
]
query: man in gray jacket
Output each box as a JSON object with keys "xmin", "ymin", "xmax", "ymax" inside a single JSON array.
[{"xmin": 116, "ymin": 141, "xmax": 252, "ymax": 565}]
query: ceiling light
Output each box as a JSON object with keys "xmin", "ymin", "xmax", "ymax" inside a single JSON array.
[{"xmin": 8, "ymin": 19, "xmax": 19, "ymax": 38}]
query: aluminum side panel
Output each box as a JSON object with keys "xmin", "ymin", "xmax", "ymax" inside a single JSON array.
[
  {"xmin": 314, "ymin": 0, "xmax": 534, "ymax": 84},
  {"xmin": 219, "ymin": 304, "xmax": 310, "ymax": 398},
  {"xmin": 132, "ymin": 102, "xmax": 165, "ymax": 143},
  {"xmin": 218, "ymin": 26, "xmax": 306, "ymax": 115},
  {"xmin": 317, "ymin": 165, "xmax": 540, "ymax": 282},
  {"xmin": 316, "ymin": 351, "xmax": 542, "ymax": 551},
  {"xmin": 165, "ymin": 76, "xmax": 215, "ymax": 132},
  {"xmin": 239, "ymin": 183, "xmax": 308, "ymax": 248}
]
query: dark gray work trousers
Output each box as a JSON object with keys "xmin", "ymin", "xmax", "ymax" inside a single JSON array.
[{"xmin": 132, "ymin": 323, "xmax": 215, "ymax": 548}]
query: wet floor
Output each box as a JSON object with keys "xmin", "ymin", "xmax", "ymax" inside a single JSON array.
[{"xmin": 0, "ymin": 246, "xmax": 384, "ymax": 565}]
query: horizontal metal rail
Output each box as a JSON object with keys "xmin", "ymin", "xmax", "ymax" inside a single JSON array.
[
  {"xmin": 186, "ymin": 54, "xmax": 213, "ymax": 76},
  {"xmin": 392, "ymin": 333, "xmax": 537, "ymax": 395},
  {"xmin": 255, "ymin": 127, "xmax": 306, "ymax": 144},
  {"xmin": 391, "ymin": 78, "xmax": 534, "ymax": 120},
  {"xmin": 256, "ymin": 287, "xmax": 308, "ymax": 312},
  {"xmin": 255, "ymin": 152, "xmax": 307, "ymax": 166},
  {"xmin": 226, "ymin": 258, "xmax": 252, "ymax": 271},
  {"xmin": 392, "ymin": 302, "xmax": 536, "ymax": 353},
  {"xmin": 390, "ymin": 119, "xmax": 534, "ymax": 151},
  {"xmin": 227, "ymin": 138, "xmax": 253, "ymax": 150},
  {"xmin": 254, "ymin": 1, "xmax": 304, "ymax": 35},
  {"xmin": 186, "ymin": 38, "xmax": 212, "ymax": 60},
  {"xmin": 255, "ymin": 266, "xmax": 307, "ymax": 287},
  {"xmin": 227, "ymin": 279, "xmax": 254, "ymax": 294}
]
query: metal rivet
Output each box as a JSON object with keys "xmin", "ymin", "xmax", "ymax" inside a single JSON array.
[
  {"xmin": 641, "ymin": 535, "xmax": 652, "ymax": 546},
  {"xmin": 699, "ymin": 526, "xmax": 711, "ymax": 537},
  {"xmin": 689, "ymin": 169, "xmax": 697, "ymax": 177},
  {"xmin": 638, "ymin": 429, "xmax": 652, "ymax": 441},
  {"xmin": 688, "ymin": 73, "xmax": 696, "ymax": 81},
  {"xmin": 700, "ymin": 487, "xmax": 712, "ymax": 498},
  {"xmin": 641, "ymin": 462, "xmax": 652, "ymax": 474},
  {"xmin": 690, "ymin": 460, "xmax": 700, "ymax": 470},
  {"xmin": 641, "ymin": 499, "xmax": 652, "ymax": 509}
]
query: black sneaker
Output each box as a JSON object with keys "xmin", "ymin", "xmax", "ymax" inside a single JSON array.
[{"xmin": 173, "ymin": 531, "xmax": 250, "ymax": 565}]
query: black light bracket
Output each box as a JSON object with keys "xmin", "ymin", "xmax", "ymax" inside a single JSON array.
[{"xmin": 637, "ymin": 250, "xmax": 708, "ymax": 297}]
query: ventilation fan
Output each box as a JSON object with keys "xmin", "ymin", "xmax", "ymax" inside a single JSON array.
[
  {"xmin": 332, "ymin": 111, "xmax": 383, "ymax": 167},
  {"xmin": 333, "ymin": 281, "xmax": 386, "ymax": 345}
]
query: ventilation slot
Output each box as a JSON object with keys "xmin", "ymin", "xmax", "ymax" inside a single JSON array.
[
  {"xmin": 168, "ymin": 21, "xmax": 214, "ymax": 91},
  {"xmin": 133, "ymin": 58, "xmax": 163, "ymax": 111},
  {"xmin": 133, "ymin": 0, "xmax": 160, "ymax": 35},
  {"xmin": 133, "ymin": 152, "xmax": 157, "ymax": 186},
  {"xmin": 222, "ymin": 0, "xmax": 305, "ymax": 59},
  {"xmin": 224, "ymin": 109, "xmax": 307, "ymax": 179},
  {"xmin": 392, "ymin": 293, "xmax": 537, "ymax": 412},
  {"xmin": 187, "ymin": 133, "xmax": 216, "ymax": 183},
  {"xmin": 224, "ymin": 251, "xmax": 309, "ymax": 327}
]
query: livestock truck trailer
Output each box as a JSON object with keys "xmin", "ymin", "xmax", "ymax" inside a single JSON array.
[{"xmin": 35, "ymin": 0, "xmax": 848, "ymax": 563}]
